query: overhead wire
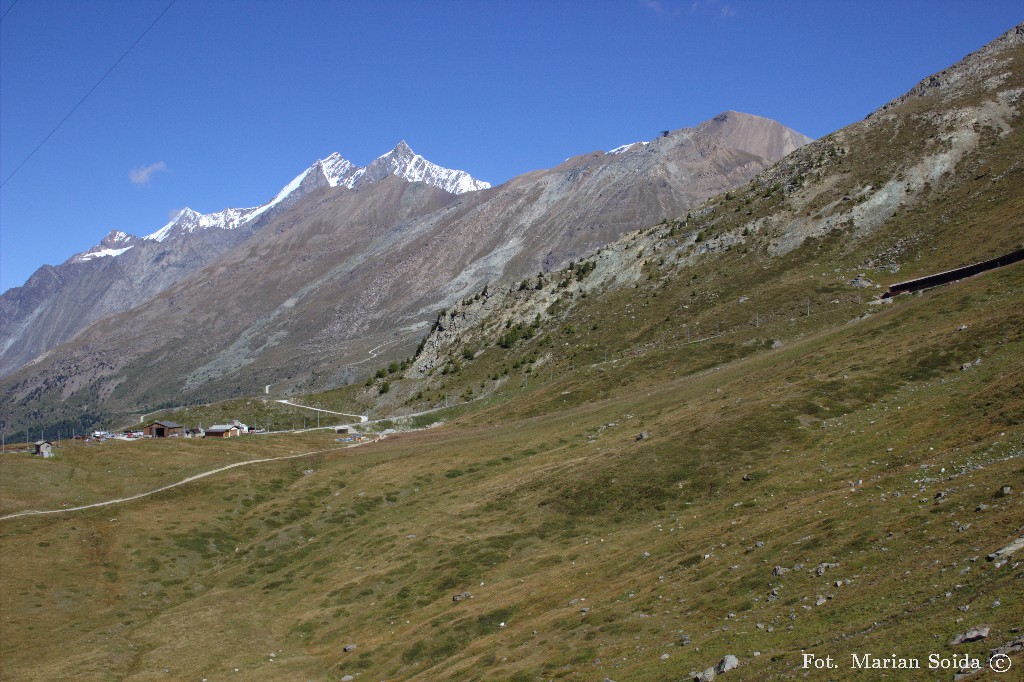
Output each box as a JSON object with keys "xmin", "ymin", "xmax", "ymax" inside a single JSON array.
[
  {"xmin": 1, "ymin": 0, "xmax": 178, "ymax": 188},
  {"xmin": 1, "ymin": 0, "xmax": 21, "ymax": 24}
]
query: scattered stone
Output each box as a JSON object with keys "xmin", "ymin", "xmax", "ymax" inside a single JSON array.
[
  {"xmin": 815, "ymin": 595, "xmax": 827, "ymax": 606},
  {"xmin": 986, "ymin": 536, "xmax": 1024, "ymax": 562},
  {"xmin": 951, "ymin": 625, "xmax": 990, "ymax": 645},
  {"xmin": 989, "ymin": 636, "xmax": 1024, "ymax": 657},
  {"xmin": 960, "ymin": 363, "xmax": 974, "ymax": 372},
  {"xmin": 636, "ymin": 431, "xmax": 650, "ymax": 441},
  {"xmin": 742, "ymin": 474, "xmax": 752, "ymax": 481},
  {"xmin": 957, "ymin": 324, "xmax": 968, "ymax": 331},
  {"xmin": 715, "ymin": 655, "xmax": 740, "ymax": 674},
  {"xmin": 642, "ymin": 551, "xmax": 651, "ymax": 558},
  {"xmin": 996, "ymin": 485, "xmax": 1012, "ymax": 498},
  {"xmin": 580, "ymin": 607, "xmax": 590, "ymax": 614},
  {"xmin": 815, "ymin": 562, "xmax": 839, "ymax": 576},
  {"xmin": 452, "ymin": 591, "xmax": 472, "ymax": 602},
  {"xmin": 679, "ymin": 634, "xmax": 692, "ymax": 646},
  {"xmin": 661, "ymin": 653, "xmax": 670, "ymax": 660},
  {"xmin": 341, "ymin": 676, "xmax": 354, "ymax": 682},
  {"xmin": 976, "ymin": 504, "xmax": 989, "ymax": 512},
  {"xmin": 343, "ymin": 644, "xmax": 357, "ymax": 652},
  {"xmin": 693, "ymin": 666, "xmax": 717, "ymax": 682},
  {"xmin": 772, "ymin": 565, "xmax": 788, "ymax": 577}
]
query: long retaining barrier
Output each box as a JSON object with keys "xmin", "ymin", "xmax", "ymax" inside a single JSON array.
[{"xmin": 882, "ymin": 248, "xmax": 1024, "ymax": 298}]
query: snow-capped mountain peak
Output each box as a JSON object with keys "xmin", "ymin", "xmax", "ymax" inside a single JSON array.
[
  {"xmin": 68, "ymin": 229, "xmax": 141, "ymax": 263},
  {"xmin": 145, "ymin": 207, "xmax": 202, "ymax": 242},
  {"xmin": 70, "ymin": 143, "xmax": 489, "ymax": 264},
  {"xmin": 358, "ymin": 141, "xmax": 490, "ymax": 194},
  {"xmin": 319, "ymin": 152, "xmax": 361, "ymax": 187}
]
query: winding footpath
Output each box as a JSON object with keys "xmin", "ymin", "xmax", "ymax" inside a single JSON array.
[{"xmin": 0, "ymin": 440, "xmax": 379, "ymax": 522}]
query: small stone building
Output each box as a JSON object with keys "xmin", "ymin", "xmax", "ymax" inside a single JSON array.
[{"xmin": 34, "ymin": 440, "xmax": 54, "ymax": 457}]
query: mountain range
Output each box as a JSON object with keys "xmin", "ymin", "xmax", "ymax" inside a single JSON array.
[
  {"xmin": 0, "ymin": 111, "xmax": 812, "ymax": 436},
  {"xmin": 0, "ymin": 142, "xmax": 489, "ymax": 379}
]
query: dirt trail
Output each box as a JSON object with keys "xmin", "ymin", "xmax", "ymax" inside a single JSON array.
[{"xmin": 0, "ymin": 440, "xmax": 379, "ymax": 522}]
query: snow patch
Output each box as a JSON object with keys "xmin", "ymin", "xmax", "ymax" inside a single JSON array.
[
  {"xmin": 72, "ymin": 245, "xmax": 134, "ymax": 262},
  {"xmin": 608, "ymin": 141, "xmax": 648, "ymax": 155}
]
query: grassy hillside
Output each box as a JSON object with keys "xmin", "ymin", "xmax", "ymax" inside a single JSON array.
[{"xmin": 1, "ymin": 263, "xmax": 1021, "ymax": 681}]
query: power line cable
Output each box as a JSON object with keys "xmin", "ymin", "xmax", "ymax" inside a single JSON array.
[
  {"xmin": 1, "ymin": 0, "xmax": 178, "ymax": 188},
  {"xmin": 1, "ymin": 0, "xmax": 21, "ymax": 23}
]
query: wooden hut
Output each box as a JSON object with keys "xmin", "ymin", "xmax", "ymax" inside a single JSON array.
[
  {"xmin": 142, "ymin": 420, "xmax": 184, "ymax": 438},
  {"xmin": 204, "ymin": 425, "xmax": 239, "ymax": 438}
]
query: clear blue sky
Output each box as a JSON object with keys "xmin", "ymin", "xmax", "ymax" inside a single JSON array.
[{"xmin": 1, "ymin": 0, "xmax": 1021, "ymax": 292}]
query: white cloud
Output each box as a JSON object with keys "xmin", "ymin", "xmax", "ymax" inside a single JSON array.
[
  {"xmin": 720, "ymin": 4, "xmax": 736, "ymax": 17},
  {"xmin": 129, "ymin": 161, "xmax": 169, "ymax": 186}
]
